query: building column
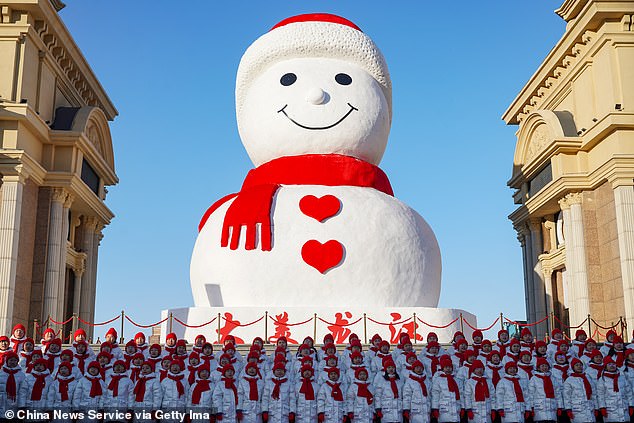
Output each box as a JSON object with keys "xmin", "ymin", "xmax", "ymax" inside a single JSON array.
[
  {"xmin": 0, "ymin": 175, "xmax": 25, "ymax": 334},
  {"xmin": 88, "ymin": 226, "xmax": 103, "ymax": 332},
  {"xmin": 559, "ymin": 193, "xmax": 590, "ymax": 328},
  {"xmin": 543, "ymin": 267, "xmax": 554, "ymax": 331},
  {"xmin": 55, "ymin": 193, "xmax": 73, "ymax": 321},
  {"xmin": 529, "ymin": 218, "xmax": 547, "ymax": 339},
  {"xmin": 613, "ymin": 183, "xmax": 634, "ymax": 334},
  {"xmin": 42, "ymin": 188, "xmax": 68, "ymax": 324},
  {"xmin": 516, "ymin": 223, "xmax": 536, "ymax": 325},
  {"xmin": 78, "ymin": 217, "xmax": 97, "ymax": 332}
]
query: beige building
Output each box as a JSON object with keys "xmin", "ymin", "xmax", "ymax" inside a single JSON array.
[
  {"xmin": 505, "ymin": 0, "xmax": 634, "ymax": 340},
  {"xmin": 0, "ymin": 0, "xmax": 117, "ymax": 339}
]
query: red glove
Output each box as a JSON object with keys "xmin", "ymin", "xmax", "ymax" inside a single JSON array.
[
  {"xmin": 209, "ymin": 414, "xmax": 216, "ymax": 423},
  {"xmin": 498, "ymin": 410, "xmax": 505, "ymax": 418},
  {"xmin": 376, "ymin": 410, "xmax": 383, "ymax": 419},
  {"xmin": 629, "ymin": 407, "xmax": 634, "ymax": 417},
  {"xmin": 431, "ymin": 409, "xmax": 440, "ymax": 419},
  {"xmin": 524, "ymin": 411, "xmax": 532, "ymax": 420},
  {"xmin": 460, "ymin": 409, "xmax": 466, "ymax": 418},
  {"xmin": 288, "ymin": 413, "xmax": 295, "ymax": 423},
  {"xmin": 491, "ymin": 410, "xmax": 497, "ymax": 421},
  {"xmin": 557, "ymin": 409, "xmax": 563, "ymax": 417},
  {"xmin": 216, "ymin": 414, "xmax": 223, "ymax": 422},
  {"xmin": 318, "ymin": 413, "xmax": 325, "ymax": 423},
  {"xmin": 566, "ymin": 410, "xmax": 574, "ymax": 420},
  {"xmin": 467, "ymin": 410, "xmax": 474, "ymax": 420},
  {"xmin": 594, "ymin": 410, "xmax": 599, "ymax": 418},
  {"xmin": 600, "ymin": 408, "xmax": 608, "ymax": 417},
  {"xmin": 403, "ymin": 410, "xmax": 410, "ymax": 420},
  {"xmin": 348, "ymin": 412, "xmax": 355, "ymax": 421},
  {"xmin": 262, "ymin": 412, "xmax": 269, "ymax": 423},
  {"xmin": 237, "ymin": 411, "xmax": 244, "ymax": 422}
]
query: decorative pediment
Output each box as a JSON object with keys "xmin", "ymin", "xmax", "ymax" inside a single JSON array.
[
  {"xmin": 513, "ymin": 110, "xmax": 578, "ymax": 171},
  {"xmin": 67, "ymin": 106, "xmax": 115, "ymax": 172}
]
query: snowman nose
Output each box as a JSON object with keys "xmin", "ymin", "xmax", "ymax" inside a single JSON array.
[{"xmin": 306, "ymin": 87, "xmax": 327, "ymax": 105}]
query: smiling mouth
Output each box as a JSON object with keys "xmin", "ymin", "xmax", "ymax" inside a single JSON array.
[{"xmin": 277, "ymin": 103, "xmax": 358, "ymax": 130}]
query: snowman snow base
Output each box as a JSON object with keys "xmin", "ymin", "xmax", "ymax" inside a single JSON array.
[{"xmin": 160, "ymin": 306, "xmax": 477, "ymax": 345}]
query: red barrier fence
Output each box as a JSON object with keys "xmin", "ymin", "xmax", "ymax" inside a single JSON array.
[{"xmin": 33, "ymin": 310, "xmax": 629, "ymax": 344}]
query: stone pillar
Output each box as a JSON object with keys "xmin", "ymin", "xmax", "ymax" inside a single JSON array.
[
  {"xmin": 613, "ymin": 183, "xmax": 634, "ymax": 332},
  {"xmin": 543, "ymin": 267, "xmax": 554, "ymax": 331},
  {"xmin": 517, "ymin": 224, "xmax": 536, "ymax": 324},
  {"xmin": 72, "ymin": 267, "xmax": 84, "ymax": 317},
  {"xmin": 88, "ymin": 226, "xmax": 103, "ymax": 328},
  {"xmin": 55, "ymin": 193, "xmax": 73, "ymax": 321},
  {"xmin": 42, "ymin": 188, "xmax": 68, "ymax": 325},
  {"xmin": 529, "ymin": 218, "xmax": 547, "ymax": 339},
  {"xmin": 0, "ymin": 175, "xmax": 25, "ymax": 334},
  {"xmin": 78, "ymin": 217, "xmax": 97, "ymax": 330},
  {"xmin": 559, "ymin": 193, "xmax": 590, "ymax": 328}
]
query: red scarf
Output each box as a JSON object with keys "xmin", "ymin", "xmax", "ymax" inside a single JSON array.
[
  {"xmin": 187, "ymin": 364, "xmax": 199, "ymax": 385},
  {"xmin": 129, "ymin": 366, "xmax": 141, "ymax": 383},
  {"xmin": 85, "ymin": 375, "xmax": 103, "ymax": 398},
  {"xmin": 30, "ymin": 372, "xmax": 48, "ymax": 401},
  {"xmin": 589, "ymin": 363, "xmax": 603, "ymax": 378},
  {"xmin": 497, "ymin": 342, "xmax": 508, "ymax": 357},
  {"xmin": 327, "ymin": 381, "xmax": 344, "ymax": 401},
  {"xmin": 168, "ymin": 373, "xmax": 186, "ymax": 397},
  {"xmin": 58, "ymin": 376, "xmax": 75, "ymax": 401},
  {"xmin": 570, "ymin": 372, "xmax": 592, "ymax": 399},
  {"xmin": 554, "ymin": 364, "xmax": 569, "ymax": 381},
  {"xmin": 191, "ymin": 379, "xmax": 211, "ymax": 405},
  {"xmin": 454, "ymin": 352, "xmax": 465, "ymax": 367},
  {"xmin": 612, "ymin": 351, "xmax": 625, "ymax": 367},
  {"xmin": 473, "ymin": 376, "xmax": 490, "ymax": 402},
  {"xmin": 409, "ymin": 374, "xmax": 428, "ymax": 397},
  {"xmin": 573, "ymin": 341, "xmax": 585, "ymax": 357},
  {"xmin": 487, "ymin": 364, "xmax": 502, "ymax": 387},
  {"xmin": 299, "ymin": 377, "xmax": 314, "ymax": 400},
  {"xmin": 386, "ymin": 375, "xmax": 399, "ymax": 399},
  {"xmin": 10, "ymin": 337, "xmax": 25, "ymax": 353},
  {"xmin": 440, "ymin": 373, "xmax": 460, "ymax": 400},
  {"xmin": 3, "ymin": 367, "xmax": 20, "ymax": 400},
  {"xmin": 505, "ymin": 352, "xmax": 519, "ymax": 363},
  {"xmin": 20, "ymin": 351, "xmax": 33, "ymax": 366},
  {"xmin": 505, "ymin": 376, "xmax": 525, "ymax": 402},
  {"xmin": 603, "ymin": 372, "xmax": 620, "ymax": 392},
  {"xmin": 271, "ymin": 377, "xmax": 287, "ymax": 400},
  {"xmin": 521, "ymin": 342, "xmax": 534, "ymax": 352},
  {"xmin": 355, "ymin": 382, "xmax": 373, "ymax": 405},
  {"xmin": 518, "ymin": 363, "xmax": 533, "ymax": 378},
  {"xmin": 426, "ymin": 354, "xmax": 440, "ymax": 375},
  {"xmin": 200, "ymin": 355, "xmax": 215, "ymax": 367},
  {"xmin": 472, "ymin": 343, "xmax": 482, "ymax": 356},
  {"xmin": 133, "ymin": 375, "xmax": 154, "ymax": 402},
  {"xmin": 535, "ymin": 373, "xmax": 555, "ymax": 398},
  {"xmin": 108, "ymin": 374, "xmax": 127, "ymax": 397},
  {"xmin": 159, "ymin": 369, "xmax": 168, "ymax": 382},
  {"xmin": 244, "ymin": 376, "xmax": 260, "ymax": 401},
  {"xmin": 222, "ymin": 377, "xmax": 238, "ymax": 405},
  {"xmin": 74, "ymin": 353, "xmax": 89, "ymax": 374},
  {"xmin": 199, "ymin": 154, "xmax": 394, "ymax": 250}
]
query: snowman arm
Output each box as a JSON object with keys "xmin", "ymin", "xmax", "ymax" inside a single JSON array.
[{"xmin": 198, "ymin": 193, "xmax": 239, "ymax": 232}]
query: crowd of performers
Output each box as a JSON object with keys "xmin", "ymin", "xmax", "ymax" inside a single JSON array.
[{"xmin": 1, "ymin": 324, "xmax": 634, "ymax": 423}]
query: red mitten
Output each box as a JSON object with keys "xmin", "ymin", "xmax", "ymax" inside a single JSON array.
[
  {"xmin": 236, "ymin": 411, "xmax": 244, "ymax": 422},
  {"xmin": 467, "ymin": 410, "xmax": 474, "ymax": 420},
  {"xmin": 403, "ymin": 410, "xmax": 410, "ymax": 420},
  {"xmin": 566, "ymin": 410, "xmax": 574, "ymax": 419},
  {"xmin": 600, "ymin": 408, "xmax": 607, "ymax": 417},
  {"xmin": 318, "ymin": 413, "xmax": 325, "ymax": 423},
  {"xmin": 491, "ymin": 410, "xmax": 497, "ymax": 421},
  {"xmin": 498, "ymin": 410, "xmax": 505, "ymax": 418},
  {"xmin": 524, "ymin": 411, "xmax": 531, "ymax": 420},
  {"xmin": 376, "ymin": 410, "xmax": 383, "ymax": 419},
  {"xmin": 289, "ymin": 413, "xmax": 295, "ymax": 423},
  {"xmin": 557, "ymin": 409, "xmax": 563, "ymax": 417},
  {"xmin": 629, "ymin": 407, "xmax": 634, "ymax": 417},
  {"xmin": 262, "ymin": 412, "xmax": 269, "ymax": 423},
  {"xmin": 460, "ymin": 409, "xmax": 466, "ymax": 418},
  {"xmin": 216, "ymin": 414, "xmax": 223, "ymax": 422},
  {"xmin": 594, "ymin": 410, "xmax": 599, "ymax": 418},
  {"xmin": 348, "ymin": 413, "xmax": 354, "ymax": 421},
  {"xmin": 431, "ymin": 410, "xmax": 440, "ymax": 419}
]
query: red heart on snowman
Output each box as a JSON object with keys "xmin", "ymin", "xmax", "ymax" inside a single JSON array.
[
  {"xmin": 301, "ymin": 240, "xmax": 344, "ymax": 274},
  {"xmin": 299, "ymin": 195, "xmax": 341, "ymax": 222}
]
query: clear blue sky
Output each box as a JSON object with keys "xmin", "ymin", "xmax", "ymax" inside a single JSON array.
[{"xmin": 57, "ymin": 1, "xmax": 565, "ymax": 341}]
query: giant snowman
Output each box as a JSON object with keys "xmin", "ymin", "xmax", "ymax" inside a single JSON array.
[
  {"xmin": 169, "ymin": 14, "xmax": 475, "ymax": 342},
  {"xmin": 191, "ymin": 13, "xmax": 441, "ymax": 308}
]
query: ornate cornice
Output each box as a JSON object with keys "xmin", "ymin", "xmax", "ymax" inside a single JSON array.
[
  {"xmin": 558, "ymin": 191, "xmax": 583, "ymax": 210},
  {"xmin": 555, "ymin": 0, "xmax": 589, "ymax": 22},
  {"xmin": 49, "ymin": 0, "xmax": 66, "ymax": 12}
]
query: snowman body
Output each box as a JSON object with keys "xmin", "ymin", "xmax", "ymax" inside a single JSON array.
[
  {"xmin": 191, "ymin": 184, "xmax": 441, "ymax": 308},
  {"xmin": 190, "ymin": 15, "xmax": 443, "ymax": 310}
]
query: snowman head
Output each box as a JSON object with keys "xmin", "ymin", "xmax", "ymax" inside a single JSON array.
[{"xmin": 236, "ymin": 14, "xmax": 392, "ymax": 167}]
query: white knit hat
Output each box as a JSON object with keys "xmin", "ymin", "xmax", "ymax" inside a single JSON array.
[{"xmin": 236, "ymin": 13, "xmax": 392, "ymax": 116}]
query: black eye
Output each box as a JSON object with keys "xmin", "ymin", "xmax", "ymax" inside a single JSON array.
[
  {"xmin": 280, "ymin": 73, "xmax": 297, "ymax": 86},
  {"xmin": 335, "ymin": 73, "xmax": 352, "ymax": 85}
]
